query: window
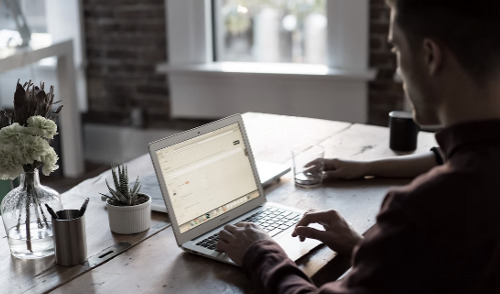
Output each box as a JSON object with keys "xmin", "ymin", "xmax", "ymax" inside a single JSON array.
[
  {"xmin": 213, "ymin": 0, "xmax": 327, "ymax": 64},
  {"xmin": 166, "ymin": 0, "xmax": 369, "ymax": 70},
  {"xmin": 0, "ymin": 0, "xmax": 86, "ymax": 111},
  {"xmin": 163, "ymin": 0, "xmax": 374, "ymax": 123},
  {"xmin": 0, "ymin": 0, "xmax": 48, "ymax": 48}
]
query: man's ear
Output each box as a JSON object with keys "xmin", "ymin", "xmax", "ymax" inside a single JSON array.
[{"xmin": 423, "ymin": 38, "xmax": 443, "ymax": 76}]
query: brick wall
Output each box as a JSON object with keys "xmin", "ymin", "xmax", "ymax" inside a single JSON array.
[
  {"xmin": 82, "ymin": 0, "xmax": 169, "ymax": 127},
  {"xmin": 368, "ymin": 0, "xmax": 405, "ymax": 126},
  {"xmin": 82, "ymin": 0, "xmax": 403, "ymax": 127}
]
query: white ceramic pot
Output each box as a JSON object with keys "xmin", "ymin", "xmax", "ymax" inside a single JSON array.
[{"xmin": 106, "ymin": 194, "xmax": 151, "ymax": 234}]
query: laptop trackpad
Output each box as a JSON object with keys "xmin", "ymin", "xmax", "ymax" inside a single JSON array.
[{"xmin": 276, "ymin": 229, "xmax": 322, "ymax": 261}]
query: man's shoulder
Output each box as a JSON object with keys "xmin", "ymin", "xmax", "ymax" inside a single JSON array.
[
  {"xmin": 383, "ymin": 166, "xmax": 451, "ymax": 205},
  {"xmin": 381, "ymin": 163, "xmax": 500, "ymax": 226},
  {"xmin": 390, "ymin": 164, "xmax": 476, "ymax": 203}
]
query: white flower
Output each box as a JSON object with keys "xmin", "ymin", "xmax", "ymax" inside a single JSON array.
[
  {"xmin": 27, "ymin": 116, "xmax": 58, "ymax": 139},
  {"xmin": 41, "ymin": 149, "xmax": 59, "ymax": 176},
  {"xmin": 0, "ymin": 120, "xmax": 60, "ymax": 179},
  {"xmin": 0, "ymin": 123, "xmax": 23, "ymax": 141},
  {"xmin": 0, "ymin": 81, "xmax": 62, "ymax": 179},
  {"xmin": 0, "ymin": 144, "xmax": 24, "ymax": 180}
]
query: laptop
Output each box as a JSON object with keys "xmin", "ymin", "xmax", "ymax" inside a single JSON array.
[
  {"xmin": 148, "ymin": 114, "xmax": 321, "ymax": 265},
  {"xmin": 142, "ymin": 161, "xmax": 290, "ymax": 213}
]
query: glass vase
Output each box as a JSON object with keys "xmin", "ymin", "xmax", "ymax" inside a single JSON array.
[{"xmin": 0, "ymin": 169, "xmax": 62, "ymax": 259}]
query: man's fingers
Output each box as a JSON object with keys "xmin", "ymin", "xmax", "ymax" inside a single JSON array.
[
  {"xmin": 294, "ymin": 211, "xmax": 317, "ymax": 228},
  {"xmin": 218, "ymin": 228, "xmax": 235, "ymax": 242},
  {"xmin": 224, "ymin": 223, "xmax": 243, "ymax": 233},
  {"xmin": 221, "ymin": 222, "xmax": 260, "ymax": 240},
  {"xmin": 293, "ymin": 226, "xmax": 324, "ymax": 241},
  {"xmin": 304, "ymin": 158, "xmax": 322, "ymax": 168},
  {"xmin": 234, "ymin": 221, "xmax": 252, "ymax": 228},
  {"xmin": 295, "ymin": 210, "xmax": 337, "ymax": 228},
  {"xmin": 216, "ymin": 240, "xmax": 227, "ymax": 251}
]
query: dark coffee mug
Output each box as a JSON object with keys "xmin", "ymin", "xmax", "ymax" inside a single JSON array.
[{"xmin": 389, "ymin": 111, "xmax": 419, "ymax": 152}]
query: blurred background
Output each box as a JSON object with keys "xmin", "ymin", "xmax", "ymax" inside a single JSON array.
[{"xmin": 0, "ymin": 0, "xmax": 404, "ymax": 190}]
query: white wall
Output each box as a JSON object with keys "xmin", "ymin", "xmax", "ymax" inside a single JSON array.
[
  {"xmin": 45, "ymin": 0, "xmax": 87, "ymax": 111},
  {"xmin": 83, "ymin": 124, "xmax": 180, "ymax": 164},
  {"xmin": 0, "ymin": 62, "xmax": 57, "ymax": 107},
  {"xmin": 168, "ymin": 71, "xmax": 369, "ymax": 122}
]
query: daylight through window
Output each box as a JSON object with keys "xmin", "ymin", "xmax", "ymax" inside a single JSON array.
[{"xmin": 214, "ymin": 0, "xmax": 327, "ymax": 64}]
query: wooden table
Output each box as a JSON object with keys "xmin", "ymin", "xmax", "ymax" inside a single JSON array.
[{"xmin": 0, "ymin": 113, "xmax": 437, "ymax": 293}]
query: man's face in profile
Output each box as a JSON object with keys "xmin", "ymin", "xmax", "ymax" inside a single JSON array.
[{"xmin": 388, "ymin": 6, "xmax": 441, "ymax": 126}]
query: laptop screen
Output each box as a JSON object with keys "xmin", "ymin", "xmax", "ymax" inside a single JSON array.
[{"xmin": 155, "ymin": 122, "xmax": 260, "ymax": 234}]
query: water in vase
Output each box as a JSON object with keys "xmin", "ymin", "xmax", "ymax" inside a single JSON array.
[{"xmin": 7, "ymin": 223, "xmax": 54, "ymax": 259}]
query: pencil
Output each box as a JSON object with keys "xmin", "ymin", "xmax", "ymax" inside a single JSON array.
[
  {"xmin": 79, "ymin": 197, "xmax": 90, "ymax": 217},
  {"xmin": 45, "ymin": 203, "xmax": 58, "ymax": 219}
]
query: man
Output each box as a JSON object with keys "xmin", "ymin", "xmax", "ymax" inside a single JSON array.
[{"xmin": 216, "ymin": 0, "xmax": 500, "ymax": 293}]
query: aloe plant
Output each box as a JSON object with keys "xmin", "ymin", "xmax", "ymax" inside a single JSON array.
[{"xmin": 100, "ymin": 163, "xmax": 144, "ymax": 206}]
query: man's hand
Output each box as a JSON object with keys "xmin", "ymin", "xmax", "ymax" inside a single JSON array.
[
  {"xmin": 292, "ymin": 210, "xmax": 363, "ymax": 256},
  {"xmin": 217, "ymin": 222, "xmax": 274, "ymax": 266},
  {"xmin": 307, "ymin": 158, "xmax": 367, "ymax": 180}
]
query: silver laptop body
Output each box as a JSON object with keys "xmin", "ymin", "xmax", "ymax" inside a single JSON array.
[{"xmin": 148, "ymin": 114, "xmax": 320, "ymax": 265}]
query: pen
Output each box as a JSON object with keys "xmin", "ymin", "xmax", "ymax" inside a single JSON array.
[
  {"xmin": 45, "ymin": 203, "xmax": 58, "ymax": 219},
  {"xmin": 79, "ymin": 197, "xmax": 90, "ymax": 217}
]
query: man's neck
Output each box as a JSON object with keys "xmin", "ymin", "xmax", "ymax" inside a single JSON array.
[{"xmin": 439, "ymin": 75, "xmax": 500, "ymax": 127}]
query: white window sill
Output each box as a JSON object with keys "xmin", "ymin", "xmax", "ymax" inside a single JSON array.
[
  {"xmin": 157, "ymin": 62, "xmax": 376, "ymax": 82},
  {"xmin": 158, "ymin": 61, "xmax": 375, "ymax": 123}
]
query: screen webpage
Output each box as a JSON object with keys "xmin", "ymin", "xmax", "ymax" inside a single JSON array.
[{"xmin": 156, "ymin": 123, "xmax": 259, "ymax": 233}]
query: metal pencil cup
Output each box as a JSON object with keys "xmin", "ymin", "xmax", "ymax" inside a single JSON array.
[{"xmin": 53, "ymin": 209, "xmax": 87, "ymax": 266}]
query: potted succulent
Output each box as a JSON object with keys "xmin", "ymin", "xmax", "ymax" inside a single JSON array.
[{"xmin": 100, "ymin": 163, "xmax": 151, "ymax": 234}]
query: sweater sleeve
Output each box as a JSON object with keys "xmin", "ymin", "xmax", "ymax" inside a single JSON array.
[
  {"xmin": 242, "ymin": 239, "xmax": 353, "ymax": 294},
  {"xmin": 242, "ymin": 239, "xmax": 317, "ymax": 294},
  {"xmin": 239, "ymin": 191, "xmax": 425, "ymax": 294}
]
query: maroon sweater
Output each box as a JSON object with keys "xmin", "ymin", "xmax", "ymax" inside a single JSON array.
[{"xmin": 242, "ymin": 120, "xmax": 500, "ymax": 294}]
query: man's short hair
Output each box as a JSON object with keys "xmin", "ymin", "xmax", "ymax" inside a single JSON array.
[{"xmin": 387, "ymin": 0, "xmax": 500, "ymax": 81}]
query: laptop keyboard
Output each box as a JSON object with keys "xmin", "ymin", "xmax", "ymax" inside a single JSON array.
[{"xmin": 196, "ymin": 207, "xmax": 302, "ymax": 251}]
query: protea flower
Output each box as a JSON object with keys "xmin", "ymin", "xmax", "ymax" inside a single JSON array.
[{"xmin": 13, "ymin": 80, "xmax": 63, "ymax": 126}]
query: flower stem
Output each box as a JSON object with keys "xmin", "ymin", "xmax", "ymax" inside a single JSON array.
[{"xmin": 23, "ymin": 172, "xmax": 34, "ymax": 253}]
